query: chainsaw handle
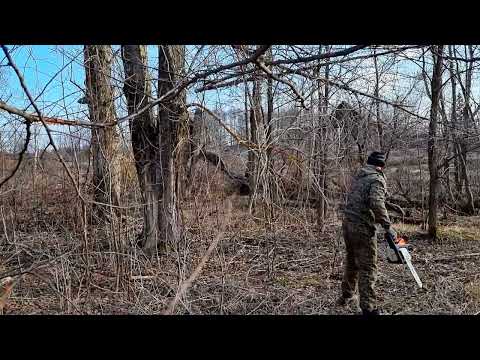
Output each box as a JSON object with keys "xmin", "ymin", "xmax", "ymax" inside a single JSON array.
[
  {"xmin": 385, "ymin": 232, "xmax": 397, "ymax": 249},
  {"xmin": 385, "ymin": 232, "xmax": 402, "ymax": 263}
]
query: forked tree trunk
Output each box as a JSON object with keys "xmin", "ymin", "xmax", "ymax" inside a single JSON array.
[
  {"xmin": 84, "ymin": 45, "xmax": 121, "ymax": 220},
  {"xmin": 121, "ymin": 45, "xmax": 186, "ymax": 252},
  {"xmin": 427, "ymin": 45, "xmax": 444, "ymax": 240}
]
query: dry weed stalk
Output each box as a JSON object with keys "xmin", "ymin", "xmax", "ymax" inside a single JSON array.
[{"xmin": 164, "ymin": 198, "xmax": 233, "ymax": 315}]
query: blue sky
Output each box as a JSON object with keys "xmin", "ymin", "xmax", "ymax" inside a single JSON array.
[
  {"xmin": 1, "ymin": 45, "xmax": 465, "ymax": 151},
  {"xmin": 1, "ymin": 45, "xmax": 434, "ymax": 115},
  {"xmin": 1, "ymin": 45, "xmax": 212, "ymax": 115},
  {"xmin": 0, "ymin": 45, "xmax": 234, "ymax": 149},
  {"xmin": 2, "ymin": 45, "xmax": 85, "ymax": 115}
]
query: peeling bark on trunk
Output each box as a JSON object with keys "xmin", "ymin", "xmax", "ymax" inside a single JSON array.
[{"xmin": 84, "ymin": 45, "xmax": 121, "ymax": 220}]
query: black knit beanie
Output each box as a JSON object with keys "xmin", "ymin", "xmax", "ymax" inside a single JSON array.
[{"xmin": 367, "ymin": 151, "xmax": 386, "ymax": 167}]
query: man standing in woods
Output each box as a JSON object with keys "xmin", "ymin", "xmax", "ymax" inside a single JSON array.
[{"xmin": 338, "ymin": 151, "xmax": 397, "ymax": 315}]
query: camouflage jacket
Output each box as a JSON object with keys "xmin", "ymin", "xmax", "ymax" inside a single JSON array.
[{"xmin": 343, "ymin": 164, "xmax": 391, "ymax": 229}]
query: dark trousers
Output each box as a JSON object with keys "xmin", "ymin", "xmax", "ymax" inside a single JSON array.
[{"xmin": 341, "ymin": 220, "xmax": 378, "ymax": 312}]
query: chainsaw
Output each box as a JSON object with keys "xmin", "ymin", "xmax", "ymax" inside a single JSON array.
[{"xmin": 385, "ymin": 233, "xmax": 423, "ymax": 289}]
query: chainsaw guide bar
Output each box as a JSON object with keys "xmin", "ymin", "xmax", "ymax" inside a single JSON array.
[{"xmin": 385, "ymin": 235, "xmax": 423, "ymax": 289}]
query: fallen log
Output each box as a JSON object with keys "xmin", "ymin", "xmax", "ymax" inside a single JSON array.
[
  {"xmin": 386, "ymin": 201, "xmax": 405, "ymax": 217},
  {"xmin": 192, "ymin": 150, "xmax": 250, "ymax": 195}
]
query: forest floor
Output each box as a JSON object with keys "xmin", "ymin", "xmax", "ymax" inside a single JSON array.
[{"xmin": 2, "ymin": 196, "xmax": 480, "ymax": 315}]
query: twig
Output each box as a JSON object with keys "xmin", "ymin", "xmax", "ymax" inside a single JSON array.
[
  {"xmin": 266, "ymin": 45, "xmax": 369, "ymax": 66},
  {"xmin": 187, "ymin": 103, "xmax": 257, "ymax": 149},
  {"xmin": 0, "ymin": 101, "xmax": 99, "ymax": 128},
  {"xmin": 0, "ymin": 116, "xmax": 31, "ymax": 189},
  {"xmin": 164, "ymin": 199, "xmax": 232, "ymax": 315},
  {"xmin": 0, "ymin": 250, "xmax": 74, "ymax": 280},
  {"xmin": 1, "ymin": 45, "xmax": 84, "ymax": 201},
  {"xmin": 256, "ymin": 60, "xmax": 307, "ymax": 109}
]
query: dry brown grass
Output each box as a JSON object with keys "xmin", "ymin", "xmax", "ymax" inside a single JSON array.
[{"xmin": 1, "ymin": 155, "xmax": 480, "ymax": 315}]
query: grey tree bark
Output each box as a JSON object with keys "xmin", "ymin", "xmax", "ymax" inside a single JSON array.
[
  {"xmin": 246, "ymin": 46, "xmax": 266, "ymax": 210},
  {"xmin": 83, "ymin": 45, "xmax": 121, "ymax": 220},
  {"xmin": 458, "ymin": 45, "xmax": 475, "ymax": 214},
  {"xmin": 121, "ymin": 45, "xmax": 186, "ymax": 252},
  {"xmin": 373, "ymin": 49, "xmax": 384, "ymax": 151},
  {"xmin": 316, "ymin": 45, "xmax": 329, "ymax": 232},
  {"xmin": 428, "ymin": 45, "xmax": 444, "ymax": 239}
]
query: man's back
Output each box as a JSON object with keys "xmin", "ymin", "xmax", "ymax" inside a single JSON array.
[{"xmin": 344, "ymin": 164, "xmax": 388, "ymax": 228}]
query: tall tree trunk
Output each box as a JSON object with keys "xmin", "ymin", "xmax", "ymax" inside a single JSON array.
[
  {"xmin": 373, "ymin": 49, "xmax": 384, "ymax": 151},
  {"xmin": 265, "ymin": 47, "xmax": 275, "ymax": 216},
  {"xmin": 244, "ymin": 83, "xmax": 249, "ymax": 140},
  {"xmin": 157, "ymin": 45, "xmax": 186, "ymax": 250},
  {"xmin": 428, "ymin": 45, "xmax": 444, "ymax": 240},
  {"xmin": 187, "ymin": 108, "xmax": 202, "ymax": 182},
  {"xmin": 439, "ymin": 89, "xmax": 454, "ymax": 203},
  {"xmin": 121, "ymin": 45, "xmax": 159, "ymax": 249},
  {"xmin": 317, "ymin": 45, "xmax": 329, "ymax": 232},
  {"xmin": 84, "ymin": 45, "xmax": 121, "ymax": 220},
  {"xmin": 121, "ymin": 45, "xmax": 185, "ymax": 252},
  {"xmin": 448, "ymin": 46, "xmax": 462, "ymax": 196},
  {"xmin": 247, "ymin": 46, "xmax": 265, "ymax": 210},
  {"xmin": 460, "ymin": 45, "xmax": 475, "ymax": 214}
]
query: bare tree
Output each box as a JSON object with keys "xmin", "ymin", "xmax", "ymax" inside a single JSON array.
[
  {"xmin": 428, "ymin": 45, "xmax": 444, "ymax": 239},
  {"xmin": 316, "ymin": 45, "xmax": 330, "ymax": 231},
  {"xmin": 456, "ymin": 45, "xmax": 475, "ymax": 214},
  {"xmin": 83, "ymin": 45, "xmax": 121, "ymax": 219},
  {"xmin": 246, "ymin": 46, "xmax": 267, "ymax": 210},
  {"xmin": 121, "ymin": 45, "xmax": 186, "ymax": 252}
]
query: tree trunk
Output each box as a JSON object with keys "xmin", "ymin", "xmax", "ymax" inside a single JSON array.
[
  {"xmin": 460, "ymin": 45, "xmax": 475, "ymax": 214},
  {"xmin": 187, "ymin": 108, "xmax": 202, "ymax": 180},
  {"xmin": 121, "ymin": 45, "xmax": 159, "ymax": 249},
  {"xmin": 448, "ymin": 46, "xmax": 462, "ymax": 197},
  {"xmin": 265, "ymin": 47, "xmax": 275, "ymax": 219},
  {"xmin": 316, "ymin": 45, "xmax": 329, "ymax": 232},
  {"xmin": 157, "ymin": 45, "xmax": 186, "ymax": 250},
  {"xmin": 373, "ymin": 49, "xmax": 384, "ymax": 151},
  {"xmin": 427, "ymin": 45, "xmax": 444, "ymax": 240},
  {"xmin": 121, "ymin": 45, "xmax": 185, "ymax": 252},
  {"xmin": 246, "ymin": 47, "xmax": 265, "ymax": 210},
  {"xmin": 84, "ymin": 45, "xmax": 121, "ymax": 220},
  {"xmin": 246, "ymin": 88, "xmax": 257, "ymax": 191}
]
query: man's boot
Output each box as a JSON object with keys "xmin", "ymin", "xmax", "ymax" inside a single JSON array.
[{"xmin": 362, "ymin": 308, "xmax": 381, "ymax": 316}]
